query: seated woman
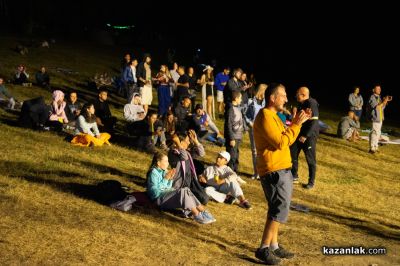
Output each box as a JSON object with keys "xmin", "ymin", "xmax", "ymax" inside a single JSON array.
[
  {"xmin": 168, "ymin": 130, "xmax": 208, "ymax": 205},
  {"xmin": 163, "ymin": 110, "xmax": 176, "ymax": 142},
  {"xmin": 147, "ymin": 152, "xmax": 216, "ymax": 224},
  {"xmin": 47, "ymin": 90, "xmax": 69, "ymax": 131},
  {"xmin": 71, "ymin": 103, "xmax": 111, "ymax": 147},
  {"xmin": 198, "ymin": 151, "xmax": 251, "ymax": 209}
]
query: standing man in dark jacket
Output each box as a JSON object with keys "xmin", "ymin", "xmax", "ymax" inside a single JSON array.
[{"xmin": 290, "ymin": 87, "xmax": 319, "ymax": 189}]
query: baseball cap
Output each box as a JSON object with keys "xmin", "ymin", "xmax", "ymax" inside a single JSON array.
[{"xmin": 218, "ymin": 151, "xmax": 231, "ymax": 162}]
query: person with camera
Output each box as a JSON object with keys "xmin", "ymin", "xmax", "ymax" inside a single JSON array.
[{"xmin": 368, "ymin": 84, "xmax": 393, "ymax": 154}]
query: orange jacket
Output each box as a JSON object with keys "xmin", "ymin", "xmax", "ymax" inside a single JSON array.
[{"xmin": 253, "ymin": 108, "xmax": 301, "ymax": 176}]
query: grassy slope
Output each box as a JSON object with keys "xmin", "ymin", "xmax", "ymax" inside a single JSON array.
[{"xmin": 0, "ymin": 36, "xmax": 399, "ymax": 265}]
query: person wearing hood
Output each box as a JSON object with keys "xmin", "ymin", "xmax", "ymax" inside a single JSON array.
[
  {"xmin": 124, "ymin": 93, "xmax": 146, "ymax": 123},
  {"xmin": 47, "ymin": 90, "xmax": 68, "ymax": 131}
]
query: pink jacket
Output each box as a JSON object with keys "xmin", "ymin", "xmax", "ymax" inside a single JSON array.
[{"xmin": 49, "ymin": 90, "xmax": 68, "ymax": 123}]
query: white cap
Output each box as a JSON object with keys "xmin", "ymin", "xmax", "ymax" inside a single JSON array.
[
  {"xmin": 203, "ymin": 65, "xmax": 214, "ymax": 72},
  {"xmin": 218, "ymin": 151, "xmax": 231, "ymax": 162}
]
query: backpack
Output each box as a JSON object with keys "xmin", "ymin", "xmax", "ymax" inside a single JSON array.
[{"xmin": 96, "ymin": 180, "xmax": 127, "ymax": 205}]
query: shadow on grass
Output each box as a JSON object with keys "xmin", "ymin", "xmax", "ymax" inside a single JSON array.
[
  {"xmin": 2, "ymin": 162, "xmax": 196, "ymax": 225},
  {"xmin": 72, "ymin": 158, "xmax": 146, "ymax": 188},
  {"xmin": 0, "ymin": 116, "xmax": 20, "ymax": 127},
  {"xmin": 310, "ymin": 207, "xmax": 400, "ymax": 241}
]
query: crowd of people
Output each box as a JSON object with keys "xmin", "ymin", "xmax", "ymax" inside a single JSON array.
[{"xmin": 0, "ymin": 51, "xmax": 394, "ymax": 265}]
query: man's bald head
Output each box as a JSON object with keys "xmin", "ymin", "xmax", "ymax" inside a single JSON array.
[{"xmin": 296, "ymin": 86, "xmax": 310, "ymax": 103}]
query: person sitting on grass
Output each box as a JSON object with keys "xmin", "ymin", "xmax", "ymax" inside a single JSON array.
[
  {"xmin": 15, "ymin": 65, "xmax": 31, "ymax": 86},
  {"xmin": 128, "ymin": 111, "xmax": 168, "ymax": 153},
  {"xmin": 337, "ymin": 110, "xmax": 361, "ymax": 142},
  {"xmin": 163, "ymin": 110, "xmax": 177, "ymax": 142},
  {"xmin": 64, "ymin": 91, "xmax": 82, "ymax": 128},
  {"xmin": 198, "ymin": 151, "xmax": 251, "ymax": 209},
  {"xmin": 190, "ymin": 103, "xmax": 225, "ymax": 146},
  {"xmin": 47, "ymin": 90, "xmax": 68, "ymax": 131},
  {"xmin": 0, "ymin": 77, "xmax": 16, "ymax": 110},
  {"xmin": 71, "ymin": 103, "xmax": 111, "ymax": 147},
  {"xmin": 124, "ymin": 93, "xmax": 146, "ymax": 123},
  {"xmin": 168, "ymin": 130, "xmax": 209, "ymax": 205},
  {"xmin": 147, "ymin": 152, "xmax": 216, "ymax": 224},
  {"xmin": 93, "ymin": 89, "xmax": 117, "ymax": 133},
  {"xmin": 35, "ymin": 66, "xmax": 50, "ymax": 88}
]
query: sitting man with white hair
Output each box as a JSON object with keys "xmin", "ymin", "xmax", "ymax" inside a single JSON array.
[{"xmin": 198, "ymin": 151, "xmax": 251, "ymax": 209}]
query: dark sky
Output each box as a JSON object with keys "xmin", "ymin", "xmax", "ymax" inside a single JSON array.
[{"xmin": 1, "ymin": 1, "xmax": 399, "ymax": 117}]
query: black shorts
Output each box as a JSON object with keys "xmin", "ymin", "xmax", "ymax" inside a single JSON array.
[{"xmin": 206, "ymin": 85, "xmax": 213, "ymax": 97}]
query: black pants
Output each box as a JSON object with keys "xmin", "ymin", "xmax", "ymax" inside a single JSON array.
[
  {"xmin": 99, "ymin": 116, "xmax": 117, "ymax": 133},
  {"xmin": 290, "ymin": 137, "xmax": 317, "ymax": 185},
  {"xmin": 226, "ymin": 139, "xmax": 241, "ymax": 172}
]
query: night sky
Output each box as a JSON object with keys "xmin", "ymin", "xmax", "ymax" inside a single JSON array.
[{"xmin": 1, "ymin": 1, "xmax": 399, "ymax": 119}]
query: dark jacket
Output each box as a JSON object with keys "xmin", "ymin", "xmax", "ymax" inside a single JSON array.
[
  {"xmin": 136, "ymin": 62, "xmax": 149, "ymax": 87},
  {"xmin": 93, "ymin": 99, "xmax": 112, "ymax": 121},
  {"xmin": 35, "ymin": 71, "xmax": 50, "ymax": 86},
  {"xmin": 64, "ymin": 101, "xmax": 82, "ymax": 122},
  {"xmin": 168, "ymin": 145, "xmax": 208, "ymax": 205},
  {"xmin": 298, "ymin": 97, "xmax": 320, "ymax": 138},
  {"xmin": 223, "ymin": 78, "xmax": 242, "ymax": 105}
]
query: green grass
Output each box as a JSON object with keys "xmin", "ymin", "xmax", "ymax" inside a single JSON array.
[{"xmin": 1, "ymin": 36, "xmax": 400, "ymax": 265}]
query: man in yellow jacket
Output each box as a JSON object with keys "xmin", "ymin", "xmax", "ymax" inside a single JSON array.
[{"xmin": 253, "ymin": 83, "xmax": 311, "ymax": 265}]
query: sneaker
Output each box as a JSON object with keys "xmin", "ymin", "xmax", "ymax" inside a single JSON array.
[
  {"xmin": 239, "ymin": 200, "xmax": 252, "ymax": 210},
  {"xmin": 292, "ymin": 176, "xmax": 299, "ymax": 184},
  {"xmin": 272, "ymin": 245, "xmax": 295, "ymax": 259},
  {"xmin": 255, "ymin": 247, "xmax": 281, "ymax": 265},
  {"xmin": 193, "ymin": 213, "xmax": 214, "ymax": 224},
  {"xmin": 201, "ymin": 210, "xmax": 216, "ymax": 222},
  {"xmin": 224, "ymin": 195, "xmax": 238, "ymax": 205},
  {"xmin": 302, "ymin": 183, "xmax": 314, "ymax": 189},
  {"xmin": 368, "ymin": 149, "xmax": 376, "ymax": 154}
]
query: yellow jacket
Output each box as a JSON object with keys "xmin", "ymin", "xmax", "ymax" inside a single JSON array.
[{"xmin": 253, "ymin": 108, "xmax": 301, "ymax": 176}]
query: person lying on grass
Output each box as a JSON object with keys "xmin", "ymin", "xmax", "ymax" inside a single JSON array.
[
  {"xmin": 198, "ymin": 151, "xmax": 251, "ymax": 209},
  {"xmin": 146, "ymin": 152, "xmax": 216, "ymax": 224},
  {"xmin": 71, "ymin": 102, "xmax": 111, "ymax": 147}
]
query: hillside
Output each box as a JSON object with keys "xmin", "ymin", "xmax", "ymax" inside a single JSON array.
[{"xmin": 0, "ymin": 36, "xmax": 399, "ymax": 265}]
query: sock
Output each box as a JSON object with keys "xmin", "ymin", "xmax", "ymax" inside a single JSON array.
[
  {"xmin": 270, "ymin": 242, "xmax": 279, "ymax": 251},
  {"xmin": 260, "ymin": 244, "xmax": 269, "ymax": 250}
]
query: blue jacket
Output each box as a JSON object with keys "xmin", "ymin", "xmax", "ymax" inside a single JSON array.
[
  {"xmin": 147, "ymin": 167, "xmax": 173, "ymax": 201},
  {"xmin": 122, "ymin": 65, "xmax": 137, "ymax": 84},
  {"xmin": 215, "ymin": 72, "xmax": 229, "ymax": 92}
]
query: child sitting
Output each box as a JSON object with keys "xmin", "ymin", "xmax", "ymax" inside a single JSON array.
[{"xmin": 198, "ymin": 151, "xmax": 251, "ymax": 209}]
